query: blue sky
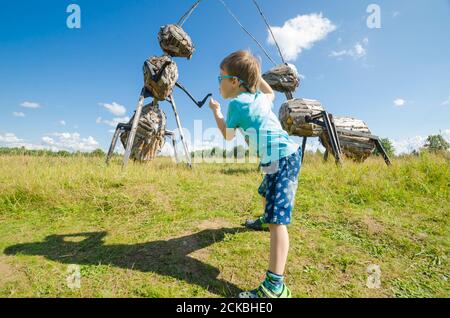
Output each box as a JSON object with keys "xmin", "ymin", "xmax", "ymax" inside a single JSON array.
[{"xmin": 0, "ymin": 0, "xmax": 449, "ymax": 155}]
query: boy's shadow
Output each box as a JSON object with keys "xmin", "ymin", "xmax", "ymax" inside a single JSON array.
[{"xmin": 4, "ymin": 227, "xmax": 248, "ymax": 297}]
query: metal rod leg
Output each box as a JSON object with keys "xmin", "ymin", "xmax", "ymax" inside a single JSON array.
[
  {"xmin": 106, "ymin": 126, "xmax": 121, "ymax": 165},
  {"xmin": 322, "ymin": 111, "xmax": 342, "ymax": 164},
  {"xmin": 301, "ymin": 137, "xmax": 307, "ymax": 164},
  {"xmin": 329, "ymin": 114, "xmax": 342, "ymax": 152},
  {"xmin": 123, "ymin": 88, "xmax": 146, "ymax": 168},
  {"xmin": 322, "ymin": 115, "xmax": 337, "ymax": 158},
  {"xmin": 168, "ymin": 95, "xmax": 192, "ymax": 168},
  {"xmin": 374, "ymin": 138, "xmax": 392, "ymax": 166}
]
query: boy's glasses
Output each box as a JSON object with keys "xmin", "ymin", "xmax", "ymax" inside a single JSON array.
[{"xmin": 218, "ymin": 75, "xmax": 246, "ymax": 85}]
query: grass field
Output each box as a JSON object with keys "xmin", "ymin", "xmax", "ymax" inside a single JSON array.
[{"xmin": 0, "ymin": 152, "xmax": 448, "ymax": 298}]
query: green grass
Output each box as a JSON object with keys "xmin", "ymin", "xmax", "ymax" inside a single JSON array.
[{"xmin": 0, "ymin": 152, "xmax": 449, "ymax": 298}]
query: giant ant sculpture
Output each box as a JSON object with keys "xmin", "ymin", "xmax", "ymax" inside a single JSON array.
[{"xmin": 106, "ymin": 2, "xmax": 211, "ymax": 168}]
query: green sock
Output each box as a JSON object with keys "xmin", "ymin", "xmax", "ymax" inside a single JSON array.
[{"xmin": 263, "ymin": 271, "xmax": 284, "ymax": 295}]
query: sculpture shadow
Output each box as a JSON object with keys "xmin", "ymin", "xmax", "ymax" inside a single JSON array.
[{"xmin": 4, "ymin": 227, "xmax": 248, "ymax": 297}]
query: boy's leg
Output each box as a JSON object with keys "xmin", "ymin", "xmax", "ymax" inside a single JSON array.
[
  {"xmin": 238, "ymin": 224, "xmax": 292, "ymax": 298},
  {"xmin": 244, "ymin": 179, "xmax": 269, "ymax": 231},
  {"xmin": 244, "ymin": 197, "xmax": 269, "ymax": 231},
  {"xmin": 240, "ymin": 151, "xmax": 301, "ymax": 298},
  {"xmin": 268, "ymin": 224, "xmax": 289, "ymax": 275}
]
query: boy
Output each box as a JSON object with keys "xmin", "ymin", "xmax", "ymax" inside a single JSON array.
[{"xmin": 209, "ymin": 50, "xmax": 302, "ymax": 298}]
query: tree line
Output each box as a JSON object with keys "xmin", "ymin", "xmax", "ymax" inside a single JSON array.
[{"xmin": 1, "ymin": 134, "xmax": 448, "ymax": 158}]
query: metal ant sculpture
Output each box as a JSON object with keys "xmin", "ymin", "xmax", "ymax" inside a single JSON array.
[
  {"xmin": 221, "ymin": 0, "xmax": 392, "ymax": 166},
  {"xmin": 106, "ymin": 3, "xmax": 211, "ymax": 168}
]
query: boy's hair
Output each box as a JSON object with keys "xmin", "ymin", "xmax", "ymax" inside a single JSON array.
[{"xmin": 220, "ymin": 50, "xmax": 261, "ymax": 93}]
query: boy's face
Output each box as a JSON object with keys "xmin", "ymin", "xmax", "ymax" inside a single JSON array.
[{"xmin": 219, "ymin": 68, "xmax": 241, "ymax": 99}]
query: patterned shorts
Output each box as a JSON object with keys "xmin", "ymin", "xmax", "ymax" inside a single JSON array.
[{"xmin": 258, "ymin": 147, "xmax": 302, "ymax": 225}]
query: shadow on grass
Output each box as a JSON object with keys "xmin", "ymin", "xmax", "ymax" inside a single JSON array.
[{"xmin": 4, "ymin": 228, "xmax": 248, "ymax": 297}]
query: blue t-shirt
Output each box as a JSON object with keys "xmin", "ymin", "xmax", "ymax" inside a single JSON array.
[{"xmin": 225, "ymin": 90, "xmax": 299, "ymax": 164}]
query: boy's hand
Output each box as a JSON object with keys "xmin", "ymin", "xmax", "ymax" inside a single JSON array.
[{"xmin": 209, "ymin": 97, "xmax": 221, "ymax": 113}]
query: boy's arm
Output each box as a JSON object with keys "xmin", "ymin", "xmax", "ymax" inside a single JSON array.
[
  {"xmin": 258, "ymin": 77, "xmax": 275, "ymax": 103},
  {"xmin": 209, "ymin": 98, "xmax": 236, "ymax": 141}
]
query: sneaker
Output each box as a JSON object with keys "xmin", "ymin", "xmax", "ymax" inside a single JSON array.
[
  {"xmin": 238, "ymin": 283, "xmax": 292, "ymax": 298},
  {"xmin": 244, "ymin": 216, "xmax": 269, "ymax": 231}
]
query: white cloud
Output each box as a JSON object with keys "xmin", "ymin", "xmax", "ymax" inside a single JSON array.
[
  {"xmin": 0, "ymin": 133, "xmax": 44, "ymax": 150},
  {"xmin": 268, "ymin": 13, "xmax": 336, "ymax": 61},
  {"xmin": 13, "ymin": 112, "xmax": 25, "ymax": 117},
  {"xmin": 441, "ymin": 129, "xmax": 450, "ymax": 142},
  {"xmin": 392, "ymin": 11, "xmax": 400, "ymax": 18},
  {"xmin": 60, "ymin": 120, "xmax": 66, "ymax": 126},
  {"xmin": 1, "ymin": 132, "xmax": 100, "ymax": 152},
  {"xmin": 99, "ymin": 102, "xmax": 127, "ymax": 116},
  {"xmin": 441, "ymin": 96, "xmax": 450, "ymax": 106},
  {"xmin": 330, "ymin": 38, "xmax": 369, "ymax": 59},
  {"xmin": 0, "ymin": 133, "xmax": 24, "ymax": 144},
  {"xmin": 41, "ymin": 132, "xmax": 100, "ymax": 152},
  {"xmin": 21, "ymin": 101, "xmax": 41, "ymax": 109},
  {"xmin": 41, "ymin": 136, "xmax": 54, "ymax": 144},
  {"xmin": 394, "ymin": 98, "xmax": 406, "ymax": 107},
  {"xmin": 96, "ymin": 116, "xmax": 130, "ymax": 127},
  {"xmin": 391, "ymin": 136, "xmax": 426, "ymax": 155},
  {"xmin": 390, "ymin": 130, "xmax": 450, "ymax": 155}
]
